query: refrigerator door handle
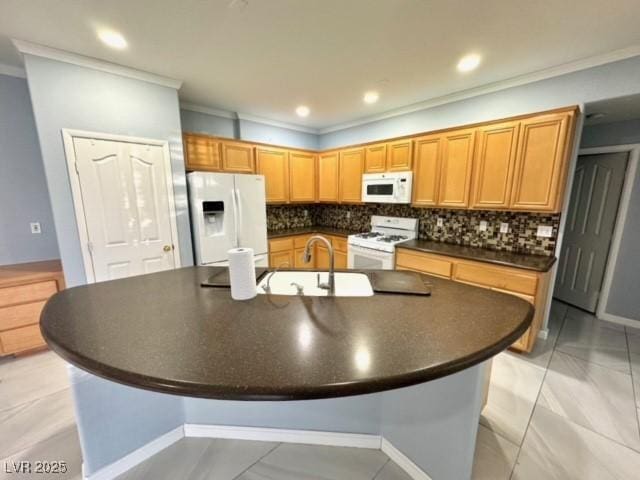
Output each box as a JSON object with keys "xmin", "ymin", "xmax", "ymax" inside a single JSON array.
[
  {"xmin": 235, "ymin": 186, "xmax": 243, "ymax": 247},
  {"xmin": 231, "ymin": 187, "xmax": 240, "ymax": 248}
]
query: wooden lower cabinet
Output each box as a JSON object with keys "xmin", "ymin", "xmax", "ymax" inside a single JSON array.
[
  {"xmin": 269, "ymin": 233, "xmax": 348, "ymax": 270},
  {"xmin": 396, "ymin": 248, "xmax": 550, "ymax": 352},
  {"xmin": 0, "ymin": 260, "xmax": 65, "ymax": 356}
]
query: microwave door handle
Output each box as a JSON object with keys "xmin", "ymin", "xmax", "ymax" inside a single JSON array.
[{"xmin": 394, "ymin": 178, "xmax": 401, "ymax": 201}]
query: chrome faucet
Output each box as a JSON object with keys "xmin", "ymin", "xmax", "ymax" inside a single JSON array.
[
  {"xmin": 261, "ymin": 261, "xmax": 290, "ymax": 294},
  {"xmin": 304, "ymin": 235, "xmax": 335, "ymax": 295}
]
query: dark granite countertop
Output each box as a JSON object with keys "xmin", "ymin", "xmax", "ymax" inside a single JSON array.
[
  {"xmin": 267, "ymin": 226, "xmax": 359, "ymax": 238},
  {"xmin": 398, "ymin": 240, "xmax": 556, "ymax": 272},
  {"xmin": 40, "ymin": 267, "xmax": 532, "ymax": 401}
]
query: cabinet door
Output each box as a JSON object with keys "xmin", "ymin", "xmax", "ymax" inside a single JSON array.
[
  {"xmin": 334, "ymin": 251, "xmax": 347, "ymax": 269},
  {"xmin": 412, "ymin": 134, "xmax": 442, "ymax": 206},
  {"xmin": 256, "ymin": 147, "xmax": 289, "ymax": 203},
  {"xmin": 364, "ymin": 143, "xmax": 387, "ymax": 173},
  {"xmin": 221, "ymin": 141, "xmax": 255, "ymax": 173},
  {"xmin": 339, "ymin": 148, "xmax": 364, "ymax": 203},
  {"xmin": 183, "ymin": 134, "xmax": 221, "ymax": 171},
  {"xmin": 269, "ymin": 250, "xmax": 294, "ymax": 269},
  {"xmin": 315, "ymin": 245, "xmax": 330, "ymax": 269},
  {"xmin": 387, "ymin": 139, "xmax": 413, "ymax": 171},
  {"xmin": 289, "ymin": 151, "xmax": 316, "ymax": 202},
  {"xmin": 318, "ymin": 152, "xmax": 339, "ymax": 202},
  {"xmin": 438, "ymin": 128, "xmax": 476, "ymax": 208},
  {"xmin": 510, "ymin": 112, "xmax": 573, "ymax": 212},
  {"xmin": 294, "ymin": 247, "xmax": 315, "ymax": 269},
  {"xmin": 470, "ymin": 121, "xmax": 520, "ymax": 209}
]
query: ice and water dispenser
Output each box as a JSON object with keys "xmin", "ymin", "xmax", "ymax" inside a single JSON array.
[{"xmin": 202, "ymin": 201, "xmax": 225, "ymax": 236}]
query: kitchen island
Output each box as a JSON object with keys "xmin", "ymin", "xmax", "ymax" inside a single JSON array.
[{"xmin": 41, "ymin": 267, "xmax": 532, "ymax": 479}]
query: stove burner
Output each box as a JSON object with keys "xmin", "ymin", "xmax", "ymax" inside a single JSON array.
[
  {"xmin": 356, "ymin": 232, "xmax": 384, "ymax": 239},
  {"xmin": 378, "ymin": 235, "xmax": 409, "ymax": 243}
]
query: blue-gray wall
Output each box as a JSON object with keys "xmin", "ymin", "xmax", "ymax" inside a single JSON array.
[
  {"xmin": 24, "ymin": 55, "xmax": 193, "ymax": 287},
  {"xmin": 319, "ymin": 56, "xmax": 640, "ymax": 149},
  {"xmin": 0, "ymin": 73, "xmax": 59, "ymax": 265},
  {"xmin": 580, "ymin": 119, "xmax": 640, "ymax": 322},
  {"xmin": 180, "ymin": 108, "xmax": 320, "ymax": 150}
]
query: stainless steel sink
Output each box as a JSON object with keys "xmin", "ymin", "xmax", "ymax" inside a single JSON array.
[{"xmin": 257, "ymin": 271, "xmax": 374, "ymax": 297}]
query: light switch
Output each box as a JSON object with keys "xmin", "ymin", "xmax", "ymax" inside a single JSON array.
[
  {"xmin": 536, "ymin": 225, "xmax": 553, "ymax": 238},
  {"xmin": 30, "ymin": 222, "xmax": 41, "ymax": 234},
  {"xmin": 346, "ymin": 211, "xmax": 351, "ymax": 219},
  {"xmin": 436, "ymin": 217, "xmax": 444, "ymax": 227},
  {"xmin": 303, "ymin": 209, "xmax": 308, "ymax": 217},
  {"xmin": 500, "ymin": 222, "xmax": 509, "ymax": 233},
  {"xmin": 479, "ymin": 220, "xmax": 488, "ymax": 232}
]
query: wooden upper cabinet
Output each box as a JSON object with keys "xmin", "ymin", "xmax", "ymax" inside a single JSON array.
[
  {"xmin": 387, "ymin": 139, "xmax": 413, "ymax": 171},
  {"xmin": 339, "ymin": 148, "xmax": 365, "ymax": 203},
  {"xmin": 318, "ymin": 152, "xmax": 340, "ymax": 202},
  {"xmin": 183, "ymin": 134, "xmax": 221, "ymax": 171},
  {"xmin": 221, "ymin": 141, "xmax": 255, "ymax": 173},
  {"xmin": 289, "ymin": 151, "xmax": 316, "ymax": 202},
  {"xmin": 256, "ymin": 146, "xmax": 289, "ymax": 203},
  {"xmin": 470, "ymin": 121, "xmax": 520, "ymax": 209},
  {"xmin": 438, "ymin": 128, "xmax": 476, "ymax": 208},
  {"xmin": 510, "ymin": 111, "xmax": 574, "ymax": 212},
  {"xmin": 412, "ymin": 134, "xmax": 441, "ymax": 206},
  {"xmin": 364, "ymin": 143, "xmax": 387, "ymax": 173}
]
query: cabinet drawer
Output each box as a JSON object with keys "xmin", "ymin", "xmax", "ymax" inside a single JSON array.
[
  {"xmin": 0, "ymin": 324, "xmax": 46, "ymax": 355},
  {"xmin": 293, "ymin": 234, "xmax": 314, "ymax": 248},
  {"xmin": 269, "ymin": 237, "xmax": 294, "ymax": 253},
  {"xmin": 396, "ymin": 250, "xmax": 453, "ymax": 278},
  {"xmin": 0, "ymin": 281, "xmax": 58, "ymax": 308},
  {"xmin": 453, "ymin": 262, "xmax": 537, "ymax": 295},
  {"xmin": 0, "ymin": 301, "xmax": 46, "ymax": 330},
  {"xmin": 332, "ymin": 237, "xmax": 348, "ymax": 253}
]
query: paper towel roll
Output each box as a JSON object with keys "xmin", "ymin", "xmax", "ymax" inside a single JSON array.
[{"xmin": 228, "ymin": 248, "xmax": 257, "ymax": 300}]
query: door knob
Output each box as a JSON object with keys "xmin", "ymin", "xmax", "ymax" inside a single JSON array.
[{"xmin": 163, "ymin": 245, "xmax": 172, "ymax": 252}]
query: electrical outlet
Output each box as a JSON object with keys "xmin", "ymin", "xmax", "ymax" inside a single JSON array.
[
  {"xmin": 536, "ymin": 225, "xmax": 553, "ymax": 238},
  {"xmin": 346, "ymin": 211, "xmax": 351, "ymax": 219},
  {"xmin": 30, "ymin": 222, "xmax": 41, "ymax": 234},
  {"xmin": 500, "ymin": 222, "xmax": 509, "ymax": 234},
  {"xmin": 479, "ymin": 220, "xmax": 488, "ymax": 232},
  {"xmin": 303, "ymin": 209, "xmax": 308, "ymax": 217},
  {"xmin": 436, "ymin": 217, "xmax": 444, "ymax": 228}
]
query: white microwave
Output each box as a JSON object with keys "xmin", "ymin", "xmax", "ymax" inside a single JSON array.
[{"xmin": 361, "ymin": 172, "xmax": 413, "ymax": 203}]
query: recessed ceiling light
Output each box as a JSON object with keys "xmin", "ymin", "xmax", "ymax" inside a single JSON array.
[
  {"xmin": 98, "ymin": 29, "xmax": 128, "ymax": 50},
  {"xmin": 457, "ymin": 54, "xmax": 481, "ymax": 73},
  {"xmin": 295, "ymin": 105, "xmax": 310, "ymax": 117},
  {"xmin": 363, "ymin": 91, "xmax": 379, "ymax": 104}
]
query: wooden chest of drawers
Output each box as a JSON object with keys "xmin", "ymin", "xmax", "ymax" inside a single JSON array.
[{"xmin": 0, "ymin": 260, "xmax": 64, "ymax": 356}]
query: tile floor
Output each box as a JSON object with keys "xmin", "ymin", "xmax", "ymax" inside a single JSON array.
[{"xmin": 1, "ymin": 300, "xmax": 640, "ymax": 479}]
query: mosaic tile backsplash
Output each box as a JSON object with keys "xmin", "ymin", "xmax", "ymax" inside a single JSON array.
[{"xmin": 267, "ymin": 204, "xmax": 560, "ymax": 256}]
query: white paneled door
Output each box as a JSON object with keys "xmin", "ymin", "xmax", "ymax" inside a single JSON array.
[
  {"xmin": 70, "ymin": 136, "xmax": 179, "ymax": 282},
  {"xmin": 555, "ymin": 152, "xmax": 628, "ymax": 312}
]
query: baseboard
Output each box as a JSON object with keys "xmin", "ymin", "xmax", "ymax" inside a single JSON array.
[
  {"xmin": 184, "ymin": 423, "xmax": 381, "ymax": 449},
  {"xmin": 83, "ymin": 424, "xmax": 433, "ymax": 480},
  {"xmin": 598, "ymin": 311, "xmax": 640, "ymax": 329},
  {"xmin": 381, "ymin": 437, "xmax": 433, "ymax": 480},
  {"xmin": 83, "ymin": 425, "xmax": 184, "ymax": 480}
]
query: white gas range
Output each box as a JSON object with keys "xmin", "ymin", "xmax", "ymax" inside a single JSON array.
[{"xmin": 347, "ymin": 216, "xmax": 419, "ymax": 270}]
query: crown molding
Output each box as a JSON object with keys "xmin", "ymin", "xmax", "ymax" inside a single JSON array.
[
  {"xmin": 180, "ymin": 102, "xmax": 319, "ymax": 134},
  {"xmin": 12, "ymin": 39, "xmax": 182, "ymax": 89},
  {"xmin": 180, "ymin": 102, "xmax": 237, "ymax": 119},
  {"xmin": 0, "ymin": 62, "xmax": 26, "ymax": 78},
  {"xmin": 318, "ymin": 44, "xmax": 640, "ymax": 134},
  {"xmin": 236, "ymin": 112, "xmax": 319, "ymax": 134}
]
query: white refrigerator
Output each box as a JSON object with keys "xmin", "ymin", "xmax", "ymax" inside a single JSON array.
[{"xmin": 188, "ymin": 172, "xmax": 268, "ymax": 267}]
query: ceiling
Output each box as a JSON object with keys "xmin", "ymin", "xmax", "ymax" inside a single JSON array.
[{"xmin": 1, "ymin": 0, "xmax": 640, "ymax": 130}]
